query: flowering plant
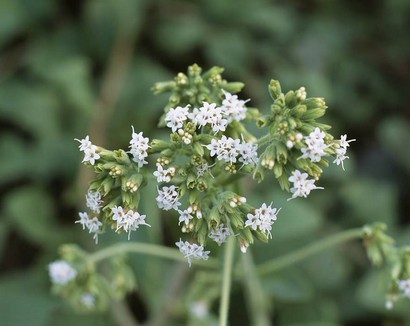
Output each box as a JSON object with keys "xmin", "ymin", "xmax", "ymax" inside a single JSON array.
[{"xmin": 49, "ymin": 64, "xmax": 409, "ymax": 323}]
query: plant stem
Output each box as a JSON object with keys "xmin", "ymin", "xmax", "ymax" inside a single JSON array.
[
  {"xmin": 219, "ymin": 236, "xmax": 235, "ymax": 326},
  {"xmin": 257, "ymin": 228, "xmax": 363, "ymax": 276},
  {"xmin": 88, "ymin": 242, "xmax": 219, "ymax": 269},
  {"xmin": 241, "ymin": 250, "xmax": 271, "ymax": 326}
]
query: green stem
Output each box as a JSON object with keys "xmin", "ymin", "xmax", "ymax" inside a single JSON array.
[
  {"xmin": 241, "ymin": 250, "xmax": 271, "ymax": 326},
  {"xmin": 257, "ymin": 228, "xmax": 363, "ymax": 276},
  {"xmin": 88, "ymin": 242, "xmax": 219, "ymax": 269},
  {"xmin": 219, "ymin": 236, "xmax": 235, "ymax": 326}
]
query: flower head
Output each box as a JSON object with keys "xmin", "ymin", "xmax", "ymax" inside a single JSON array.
[
  {"xmin": 221, "ymin": 90, "xmax": 249, "ymax": 122},
  {"xmin": 75, "ymin": 136, "xmax": 100, "ymax": 165},
  {"xmin": 209, "ymin": 224, "xmax": 231, "ymax": 245},
  {"xmin": 299, "ymin": 128, "xmax": 327, "ymax": 162},
  {"xmin": 175, "ymin": 239, "xmax": 210, "ymax": 267},
  {"xmin": 156, "ymin": 185, "xmax": 181, "ymax": 210},
  {"xmin": 129, "ymin": 127, "xmax": 150, "ymax": 168},
  {"xmin": 48, "ymin": 260, "xmax": 77, "ymax": 285},
  {"xmin": 111, "ymin": 206, "xmax": 150, "ymax": 240},
  {"xmin": 288, "ymin": 170, "xmax": 323, "ymax": 200},
  {"xmin": 86, "ymin": 190, "xmax": 102, "ymax": 214},
  {"xmin": 245, "ymin": 203, "xmax": 280, "ymax": 238},
  {"xmin": 333, "ymin": 134, "xmax": 356, "ymax": 170},
  {"xmin": 165, "ymin": 105, "xmax": 190, "ymax": 132}
]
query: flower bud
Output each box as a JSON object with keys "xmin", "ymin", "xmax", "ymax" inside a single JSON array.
[{"xmin": 268, "ymin": 79, "xmax": 282, "ymax": 100}]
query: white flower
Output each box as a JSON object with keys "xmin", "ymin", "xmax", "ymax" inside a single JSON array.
[
  {"xmin": 295, "ymin": 87, "xmax": 306, "ymax": 101},
  {"xmin": 238, "ymin": 138, "xmax": 258, "ymax": 166},
  {"xmin": 75, "ymin": 136, "xmax": 100, "ymax": 165},
  {"xmin": 245, "ymin": 203, "xmax": 280, "ymax": 238},
  {"xmin": 299, "ymin": 128, "xmax": 327, "ymax": 162},
  {"xmin": 86, "ymin": 190, "xmax": 102, "ymax": 213},
  {"xmin": 129, "ymin": 127, "xmax": 150, "ymax": 168},
  {"xmin": 205, "ymin": 135, "xmax": 241, "ymax": 164},
  {"xmin": 156, "ymin": 185, "xmax": 181, "ymax": 210},
  {"xmin": 153, "ymin": 164, "xmax": 175, "ymax": 183},
  {"xmin": 165, "ymin": 105, "xmax": 190, "ymax": 132},
  {"xmin": 175, "ymin": 239, "xmax": 210, "ymax": 267},
  {"xmin": 189, "ymin": 301, "xmax": 209, "ymax": 319},
  {"xmin": 398, "ymin": 279, "xmax": 410, "ymax": 297},
  {"xmin": 177, "ymin": 208, "xmax": 194, "ymax": 225},
  {"xmin": 75, "ymin": 212, "xmax": 102, "ymax": 244},
  {"xmin": 221, "ymin": 90, "xmax": 249, "ymax": 122},
  {"xmin": 192, "ymin": 102, "xmax": 228, "ymax": 133},
  {"xmin": 288, "ymin": 170, "xmax": 323, "ymax": 200},
  {"xmin": 111, "ymin": 206, "xmax": 150, "ymax": 240},
  {"xmin": 48, "ymin": 260, "xmax": 77, "ymax": 285},
  {"xmin": 196, "ymin": 162, "xmax": 214, "ymax": 178},
  {"xmin": 80, "ymin": 293, "xmax": 95, "ymax": 308},
  {"xmin": 209, "ymin": 224, "xmax": 231, "ymax": 245},
  {"xmin": 333, "ymin": 134, "xmax": 356, "ymax": 170}
]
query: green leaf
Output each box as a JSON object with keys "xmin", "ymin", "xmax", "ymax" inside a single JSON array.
[
  {"xmin": 3, "ymin": 186, "xmax": 61, "ymax": 247},
  {"xmin": 340, "ymin": 178, "xmax": 397, "ymax": 226}
]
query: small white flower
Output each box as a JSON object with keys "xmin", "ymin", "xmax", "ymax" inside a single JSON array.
[
  {"xmin": 176, "ymin": 239, "xmax": 210, "ymax": 267},
  {"xmin": 177, "ymin": 208, "xmax": 194, "ymax": 225},
  {"xmin": 385, "ymin": 300, "xmax": 394, "ymax": 310},
  {"xmin": 245, "ymin": 203, "xmax": 280, "ymax": 238},
  {"xmin": 111, "ymin": 206, "xmax": 150, "ymax": 240},
  {"xmin": 299, "ymin": 128, "xmax": 328, "ymax": 162},
  {"xmin": 209, "ymin": 224, "xmax": 231, "ymax": 245},
  {"xmin": 221, "ymin": 90, "xmax": 249, "ymax": 122},
  {"xmin": 189, "ymin": 301, "xmax": 209, "ymax": 319},
  {"xmin": 153, "ymin": 163, "xmax": 174, "ymax": 183},
  {"xmin": 295, "ymin": 87, "xmax": 306, "ymax": 101},
  {"xmin": 75, "ymin": 136, "xmax": 100, "ymax": 165},
  {"xmin": 48, "ymin": 260, "xmax": 77, "ymax": 285},
  {"xmin": 333, "ymin": 134, "xmax": 356, "ymax": 170},
  {"xmin": 238, "ymin": 137, "xmax": 258, "ymax": 166},
  {"xmin": 80, "ymin": 292, "xmax": 96, "ymax": 308},
  {"xmin": 205, "ymin": 135, "xmax": 241, "ymax": 164},
  {"xmin": 398, "ymin": 279, "xmax": 410, "ymax": 297},
  {"xmin": 75, "ymin": 212, "xmax": 102, "ymax": 244},
  {"xmin": 129, "ymin": 127, "xmax": 150, "ymax": 168},
  {"xmin": 86, "ymin": 190, "xmax": 102, "ymax": 214},
  {"xmin": 165, "ymin": 105, "xmax": 190, "ymax": 132},
  {"xmin": 156, "ymin": 185, "xmax": 181, "ymax": 210},
  {"xmin": 288, "ymin": 170, "xmax": 323, "ymax": 200}
]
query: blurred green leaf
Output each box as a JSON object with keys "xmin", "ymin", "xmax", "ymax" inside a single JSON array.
[
  {"xmin": 340, "ymin": 178, "xmax": 398, "ymax": 226},
  {"xmin": 263, "ymin": 270, "xmax": 314, "ymax": 302},
  {"xmin": 3, "ymin": 186, "xmax": 61, "ymax": 247}
]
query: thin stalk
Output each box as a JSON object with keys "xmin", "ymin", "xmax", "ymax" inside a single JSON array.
[
  {"xmin": 88, "ymin": 242, "xmax": 219, "ymax": 269},
  {"xmin": 241, "ymin": 250, "xmax": 271, "ymax": 326},
  {"xmin": 219, "ymin": 236, "xmax": 235, "ymax": 326},
  {"xmin": 257, "ymin": 228, "xmax": 363, "ymax": 276}
]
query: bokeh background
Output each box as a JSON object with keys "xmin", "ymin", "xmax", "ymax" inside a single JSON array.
[{"xmin": 0, "ymin": 0, "xmax": 409, "ymax": 325}]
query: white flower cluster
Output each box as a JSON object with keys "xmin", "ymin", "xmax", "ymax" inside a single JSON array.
[
  {"xmin": 245, "ymin": 203, "xmax": 280, "ymax": 238},
  {"xmin": 164, "ymin": 90, "xmax": 248, "ymax": 134},
  {"xmin": 111, "ymin": 206, "xmax": 150, "ymax": 240},
  {"xmin": 48, "ymin": 260, "xmax": 77, "ymax": 285},
  {"xmin": 153, "ymin": 163, "xmax": 176, "ymax": 183},
  {"xmin": 175, "ymin": 239, "xmax": 210, "ymax": 267},
  {"xmin": 75, "ymin": 135, "xmax": 100, "ymax": 165},
  {"xmin": 288, "ymin": 170, "xmax": 323, "ymax": 200},
  {"xmin": 209, "ymin": 223, "xmax": 231, "ymax": 245},
  {"xmin": 156, "ymin": 185, "xmax": 181, "ymax": 210},
  {"xmin": 165, "ymin": 105, "xmax": 190, "ymax": 132},
  {"xmin": 398, "ymin": 279, "xmax": 410, "ymax": 298},
  {"xmin": 299, "ymin": 127, "xmax": 327, "ymax": 162},
  {"xmin": 129, "ymin": 127, "xmax": 150, "ymax": 168},
  {"xmin": 206, "ymin": 135, "xmax": 258, "ymax": 166},
  {"xmin": 86, "ymin": 190, "xmax": 102, "ymax": 213},
  {"xmin": 75, "ymin": 212, "xmax": 102, "ymax": 244},
  {"xmin": 333, "ymin": 134, "xmax": 356, "ymax": 170}
]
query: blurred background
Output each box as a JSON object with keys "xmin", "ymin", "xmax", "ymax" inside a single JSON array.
[{"xmin": 0, "ymin": 0, "xmax": 409, "ymax": 325}]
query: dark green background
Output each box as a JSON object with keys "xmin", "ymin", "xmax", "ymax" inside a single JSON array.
[{"xmin": 0, "ymin": 0, "xmax": 409, "ymax": 325}]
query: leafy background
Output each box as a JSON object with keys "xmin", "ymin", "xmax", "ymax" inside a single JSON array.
[{"xmin": 0, "ymin": 0, "xmax": 409, "ymax": 325}]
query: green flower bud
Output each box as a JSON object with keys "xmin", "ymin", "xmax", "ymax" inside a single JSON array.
[
  {"xmin": 273, "ymin": 163, "xmax": 283, "ymax": 178},
  {"xmin": 268, "ymin": 79, "xmax": 282, "ymax": 100},
  {"xmin": 188, "ymin": 63, "xmax": 202, "ymax": 76},
  {"xmin": 222, "ymin": 82, "xmax": 245, "ymax": 93},
  {"xmin": 150, "ymin": 139, "xmax": 170, "ymax": 153},
  {"xmin": 151, "ymin": 81, "xmax": 176, "ymax": 94},
  {"xmin": 285, "ymin": 90, "xmax": 297, "ymax": 108},
  {"xmin": 292, "ymin": 104, "xmax": 307, "ymax": 118},
  {"xmin": 302, "ymin": 108, "xmax": 327, "ymax": 120}
]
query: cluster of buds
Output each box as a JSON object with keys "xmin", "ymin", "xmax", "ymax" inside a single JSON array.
[
  {"xmin": 255, "ymin": 80, "xmax": 355, "ymax": 196},
  {"xmin": 48, "ymin": 245, "xmax": 135, "ymax": 312}
]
